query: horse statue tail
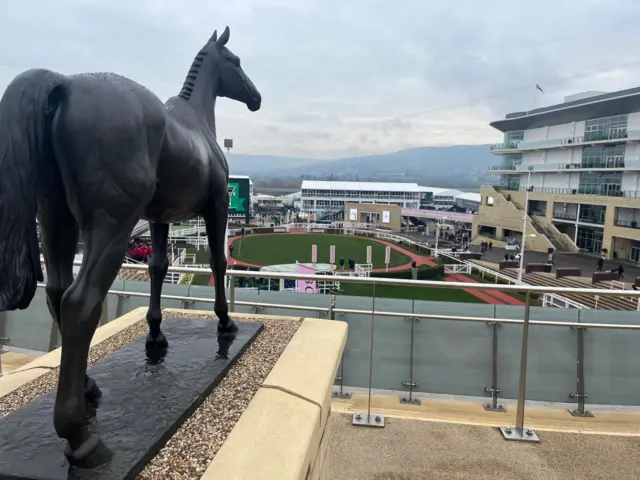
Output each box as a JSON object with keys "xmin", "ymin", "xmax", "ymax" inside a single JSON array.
[{"xmin": 0, "ymin": 69, "xmax": 67, "ymax": 311}]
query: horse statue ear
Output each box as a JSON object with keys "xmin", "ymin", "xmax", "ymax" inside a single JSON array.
[
  {"xmin": 209, "ymin": 30, "xmax": 218, "ymax": 43},
  {"xmin": 216, "ymin": 26, "xmax": 230, "ymax": 48}
]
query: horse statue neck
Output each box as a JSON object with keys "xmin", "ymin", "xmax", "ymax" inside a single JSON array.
[{"xmin": 177, "ymin": 48, "xmax": 219, "ymax": 133}]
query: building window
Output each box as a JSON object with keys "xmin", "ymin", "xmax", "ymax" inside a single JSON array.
[
  {"xmin": 576, "ymin": 226, "xmax": 604, "ymax": 253},
  {"xmin": 578, "ymin": 204, "xmax": 606, "ymax": 224},
  {"xmin": 581, "ymin": 144, "xmax": 625, "ymax": 169},
  {"xmin": 584, "ymin": 115, "xmax": 628, "ymax": 142},
  {"xmin": 504, "ymin": 131, "xmax": 524, "ymax": 143},
  {"xmin": 578, "ymin": 172, "xmax": 622, "ymax": 196},
  {"xmin": 500, "ymin": 175, "xmax": 520, "ymax": 190}
]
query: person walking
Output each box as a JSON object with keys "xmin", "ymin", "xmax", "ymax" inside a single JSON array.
[
  {"xmin": 596, "ymin": 257, "xmax": 604, "ymax": 272},
  {"xmin": 339, "ymin": 256, "xmax": 345, "ymax": 270},
  {"xmin": 489, "ymin": 241, "xmax": 493, "ymax": 251},
  {"xmin": 617, "ymin": 264, "xmax": 624, "ymax": 280}
]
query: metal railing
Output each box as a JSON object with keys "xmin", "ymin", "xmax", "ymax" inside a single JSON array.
[
  {"xmin": 3, "ymin": 261, "xmax": 639, "ymax": 442},
  {"xmin": 53, "ymin": 265, "xmax": 640, "ymax": 433},
  {"xmin": 493, "ymin": 185, "xmax": 640, "ymax": 198},
  {"xmin": 434, "ymin": 250, "xmax": 589, "ymax": 309}
]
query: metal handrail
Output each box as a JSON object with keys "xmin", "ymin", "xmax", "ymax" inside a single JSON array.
[
  {"xmin": 29, "ymin": 262, "xmax": 640, "ymax": 441},
  {"xmin": 89, "ymin": 262, "xmax": 640, "ymax": 297},
  {"xmin": 32, "ymin": 283, "xmax": 640, "ymax": 330},
  {"xmin": 333, "ymin": 308, "xmax": 640, "ymax": 330}
]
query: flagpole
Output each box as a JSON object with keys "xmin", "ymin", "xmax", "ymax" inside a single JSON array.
[{"xmin": 532, "ymin": 85, "xmax": 537, "ymax": 110}]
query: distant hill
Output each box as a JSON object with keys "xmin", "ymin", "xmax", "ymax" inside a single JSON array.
[{"xmin": 228, "ymin": 145, "xmax": 494, "ymax": 189}]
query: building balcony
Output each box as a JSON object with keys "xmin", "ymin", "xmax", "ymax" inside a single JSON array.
[
  {"xmin": 552, "ymin": 212, "xmax": 578, "ymax": 221},
  {"xmin": 492, "ymin": 185, "xmax": 640, "ymax": 198},
  {"xmin": 488, "ymin": 159, "xmax": 640, "ymax": 174},
  {"xmin": 490, "ymin": 129, "xmax": 640, "ymax": 155},
  {"xmin": 488, "ymin": 163, "xmax": 519, "ymax": 171},
  {"xmin": 615, "ymin": 219, "xmax": 640, "ymax": 229}
]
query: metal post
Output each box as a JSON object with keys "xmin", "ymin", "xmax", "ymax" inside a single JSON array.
[
  {"xmin": 48, "ymin": 320, "xmax": 60, "ymax": 352},
  {"xmin": 0, "ymin": 312, "xmax": 7, "ymax": 377},
  {"xmin": 484, "ymin": 305, "xmax": 505, "ymax": 412},
  {"xmin": 569, "ymin": 310, "xmax": 593, "ymax": 417},
  {"xmin": 229, "ymin": 275, "xmax": 236, "ymax": 313},
  {"xmin": 115, "ymin": 294, "xmax": 128, "ymax": 319},
  {"xmin": 518, "ymin": 168, "xmax": 532, "ymax": 283},
  {"xmin": 500, "ymin": 291, "xmax": 539, "ymax": 442},
  {"xmin": 332, "ymin": 293, "xmax": 351, "ymax": 399},
  {"xmin": 401, "ymin": 316, "xmax": 420, "ymax": 405},
  {"xmin": 353, "ymin": 281, "xmax": 384, "ymax": 427}
]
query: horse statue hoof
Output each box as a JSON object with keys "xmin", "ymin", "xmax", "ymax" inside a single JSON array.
[
  {"xmin": 85, "ymin": 377, "xmax": 102, "ymax": 402},
  {"xmin": 218, "ymin": 318, "xmax": 238, "ymax": 335},
  {"xmin": 64, "ymin": 433, "xmax": 112, "ymax": 469},
  {"xmin": 145, "ymin": 331, "xmax": 169, "ymax": 350}
]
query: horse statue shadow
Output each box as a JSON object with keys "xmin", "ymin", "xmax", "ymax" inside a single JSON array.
[{"xmin": 0, "ymin": 26, "xmax": 260, "ymax": 467}]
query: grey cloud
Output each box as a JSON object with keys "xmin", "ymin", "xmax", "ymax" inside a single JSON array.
[{"xmin": 1, "ymin": 0, "xmax": 640, "ymax": 158}]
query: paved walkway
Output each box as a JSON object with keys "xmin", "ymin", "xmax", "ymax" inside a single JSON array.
[
  {"xmin": 472, "ymin": 245, "xmax": 640, "ymax": 279},
  {"xmin": 329, "ymin": 394, "xmax": 640, "ymax": 479}
]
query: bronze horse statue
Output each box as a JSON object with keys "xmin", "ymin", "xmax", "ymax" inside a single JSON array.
[{"xmin": 0, "ymin": 26, "xmax": 261, "ymax": 466}]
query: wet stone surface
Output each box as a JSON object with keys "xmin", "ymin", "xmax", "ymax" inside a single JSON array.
[{"xmin": 0, "ymin": 315, "xmax": 263, "ymax": 480}]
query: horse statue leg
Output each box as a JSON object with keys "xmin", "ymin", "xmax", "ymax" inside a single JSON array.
[
  {"xmin": 54, "ymin": 216, "xmax": 139, "ymax": 467},
  {"xmin": 203, "ymin": 201, "xmax": 238, "ymax": 334},
  {"xmin": 145, "ymin": 222, "xmax": 170, "ymax": 348},
  {"xmin": 39, "ymin": 180, "xmax": 103, "ymax": 408}
]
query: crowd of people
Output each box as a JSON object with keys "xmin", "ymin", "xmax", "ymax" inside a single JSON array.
[{"xmin": 127, "ymin": 237, "xmax": 153, "ymax": 263}]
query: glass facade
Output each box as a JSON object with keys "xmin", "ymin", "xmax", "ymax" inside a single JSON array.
[
  {"xmin": 583, "ymin": 115, "xmax": 628, "ymax": 142},
  {"xmin": 578, "ymin": 204, "xmax": 606, "ymax": 224},
  {"xmin": 581, "ymin": 144, "xmax": 625, "ymax": 169},
  {"xmin": 499, "ymin": 174, "xmax": 520, "ymax": 190},
  {"xmin": 501, "ymin": 154, "xmax": 522, "ymax": 170},
  {"xmin": 578, "ymin": 172, "xmax": 622, "ymax": 195},
  {"xmin": 576, "ymin": 225, "xmax": 604, "ymax": 253},
  {"xmin": 503, "ymin": 131, "xmax": 524, "ymax": 148}
]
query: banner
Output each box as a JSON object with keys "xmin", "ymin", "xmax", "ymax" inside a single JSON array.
[
  {"xmin": 366, "ymin": 246, "xmax": 372, "ymax": 264},
  {"xmin": 329, "ymin": 245, "xmax": 335, "ymax": 264},
  {"xmin": 349, "ymin": 208, "xmax": 358, "ymax": 221},
  {"xmin": 312, "ymin": 244, "xmax": 318, "ymax": 263},
  {"xmin": 297, "ymin": 263, "xmax": 317, "ymax": 294},
  {"xmin": 227, "ymin": 176, "xmax": 250, "ymax": 220},
  {"xmin": 385, "ymin": 246, "xmax": 391, "ymax": 264},
  {"xmin": 382, "ymin": 210, "xmax": 391, "ymax": 224}
]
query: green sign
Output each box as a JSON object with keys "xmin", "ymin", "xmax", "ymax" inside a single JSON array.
[
  {"xmin": 228, "ymin": 177, "xmax": 250, "ymax": 221},
  {"xmin": 420, "ymin": 192, "xmax": 433, "ymax": 208}
]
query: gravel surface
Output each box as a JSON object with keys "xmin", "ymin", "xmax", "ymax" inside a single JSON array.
[
  {"xmin": 0, "ymin": 312, "xmax": 301, "ymax": 480},
  {"xmin": 139, "ymin": 315, "xmax": 300, "ymax": 479}
]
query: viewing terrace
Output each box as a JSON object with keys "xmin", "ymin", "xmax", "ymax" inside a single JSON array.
[{"xmin": 2, "ymin": 264, "xmax": 640, "ymax": 478}]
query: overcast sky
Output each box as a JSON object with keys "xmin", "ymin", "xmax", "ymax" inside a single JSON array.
[{"xmin": 2, "ymin": 0, "xmax": 640, "ymax": 158}]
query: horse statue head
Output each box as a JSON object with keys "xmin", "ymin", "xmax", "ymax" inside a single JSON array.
[{"xmin": 205, "ymin": 26, "xmax": 262, "ymax": 112}]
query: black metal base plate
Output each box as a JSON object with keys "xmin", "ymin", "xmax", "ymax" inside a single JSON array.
[
  {"xmin": 568, "ymin": 408, "xmax": 595, "ymax": 418},
  {"xmin": 484, "ymin": 403, "xmax": 507, "ymax": 412},
  {"xmin": 0, "ymin": 315, "xmax": 263, "ymax": 480},
  {"xmin": 332, "ymin": 391, "xmax": 352, "ymax": 399}
]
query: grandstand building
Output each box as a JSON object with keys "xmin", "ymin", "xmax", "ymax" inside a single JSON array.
[
  {"xmin": 300, "ymin": 181, "xmax": 422, "ymax": 215},
  {"xmin": 474, "ymin": 87, "xmax": 640, "ymax": 260}
]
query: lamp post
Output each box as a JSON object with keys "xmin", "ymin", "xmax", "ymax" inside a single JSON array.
[
  {"xmin": 517, "ymin": 167, "xmax": 534, "ymax": 283},
  {"xmin": 518, "ymin": 234, "xmax": 536, "ymax": 282},
  {"xmin": 435, "ymin": 216, "xmax": 447, "ymax": 256}
]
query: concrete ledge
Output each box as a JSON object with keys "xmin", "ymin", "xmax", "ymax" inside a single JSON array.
[
  {"xmin": 0, "ymin": 309, "xmax": 348, "ymax": 480},
  {"xmin": 0, "ymin": 307, "xmax": 149, "ymax": 398},
  {"xmin": 203, "ymin": 318, "xmax": 347, "ymax": 480}
]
